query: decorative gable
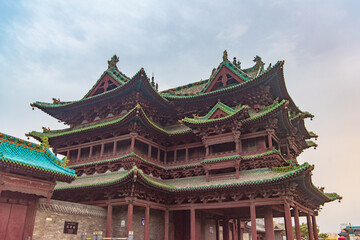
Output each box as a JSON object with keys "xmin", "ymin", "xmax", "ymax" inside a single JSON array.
[
  {"xmin": 209, "ymin": 108, "xmax": 229, "ymax": 119},
  {"xmin": 204, "ymin": 65, "xmax": 245, "ymax": 93},
  {"xmin": 86, "ymin": 73, "xmax": 121, "ymax": 98}
]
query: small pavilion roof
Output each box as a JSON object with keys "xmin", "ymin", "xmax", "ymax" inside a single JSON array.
[
  {"xmin": 181, "ymin": 102, "xmax": 248, "ymax": 126},
  {"xmin": 0, "ymin": 133, "xmax": 76, "ymax": 182}
]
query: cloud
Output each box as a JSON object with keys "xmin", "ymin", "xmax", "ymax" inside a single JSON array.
[{"xmin": 216, "ymin": 24, "xmax": 249, "ymax": 41}]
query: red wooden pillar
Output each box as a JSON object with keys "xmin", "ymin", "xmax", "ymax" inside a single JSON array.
[
  {"xmin": 144, "ymin": 205, "xmax": 150, "ymax": 240},
  {"xmin": 268, "ymin": 134, "xmax": 272, "ymax": 149},
  {"xmin": 264, "ymin": 206, "xmax": 275, "ymax": 240},
  {"xmin": 164, "ymin": 209, "xmax": 169, "ymax": 240},
  {"xmin": 22, "ymin": 199, "xmax": 39, "ymax": 240},
  {"xmin": 174, "ymin": 150, "xmax": 177, "ymax": 162},
  {"xmin": 113, "ymin": 141, "xmax": 117, "ymax": 155},
  {"xmin": 223, "ymin": 217, "xmax": 230, "ymax": 240},
  {"xmin": 307, "ymin": 214, "xmax": 314, "ymax": 240},
  {"xmin": 106, "ymin": 203, "xmax": 113, "ymax": 237},
  {"xmin": 190, "ymin": 208, "xmax": 196, "ymax": 240},
  {"xmin": 157, "ymin": 148, "xmax": 161, "ymax": 162},
  {"xmin": 127, "ymin": 202, "xmax": 134, "ymax": 237},
  {"xmin": 312, "ymin": 215, "xmax": 319, "ymax": 240},
  {"xmin": 294, "ymin": 206, "xmax": 301, "ymax": 240},
  {"xmin": 231, "ymin": 221, "xmax": 236, "ymax": 240},
  {"xmin": 205, "ymin": 144, "xmax": 209, "ymax": 156},
  {"xmin": 89, "ymin": 146, "xmax": 93, "ymax": 159},
  {"xmin": 234, "ymin": 220, "xmax": 238, "ymax": 240},
  {"xmin": 130, "ymin": 135, "xmax": 135, "ymax": 152},
  {"xmin": 148, "ymin": 144, "xmax": 152, "ymax": 158},
  {"xmin": 196, "ymin": 211, "xmax": 202, "ymax": 240},
  {"xmin": 100, "ymin": 143, "xmax": 104, "ymax": 157},
  {"xmin": 250, "ymin": 203, "xmax": 257, "ymax": 240},
  {"xmin": 237, "ymin": 218, "xmax": 242, "ymax": 240},
  {"xmin": 284, "ymin": 202, "xmax": 294, "ymax": 240},
  {"xmin": 77, "ymin": 148, "xmax": 81, "ymax": 161},
  {"xmin": 216, "ymin": 219, "xmax": 220, "ymax": 240}
]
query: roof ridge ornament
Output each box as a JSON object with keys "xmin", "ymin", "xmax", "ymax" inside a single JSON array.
[
  {"xmin": 223, "ymin": 50, "xmax": 228, "ymax": 61},
  {"xmin": 108, "ymin": 55, "xmax": 119, "ymax": 70},
  {"xmin": 253, "ymin": 55, "xmax": 264, "ymax": 66}
]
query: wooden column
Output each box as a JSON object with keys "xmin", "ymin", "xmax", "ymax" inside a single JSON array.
[
  {"xmin": 250, "ymin": 203, "xmax": 257, "ymax": 240},
  {"xmin": 164, "ymin": 209, "xmax": 169, "ymax": 240},
  {"xmin": 312, "ymin": 215, "xmax": 319, "ymax": 240},
  {"xmin": 113, "ymin": 141, "xmax": 117, "ymax": 155},
  {"xmin": 174, "ymin": 150, "xmax": 177, "ymax": 162},
  {"xmin": 231, "ymin": 221, "xmax": 236, "ymax": 240},
  {"xmin": 196, "ymin": 210, "xmax": 202, "ymax": 240},
  {"xmin": 185, "ymin": 148, "xmax": 189, "ymax": 162},
  {"xmin": 130, "ymin": 134, "xmax": 135, "ymax": 152},
  {"xmin": 22, "ymin": 199, "xmax": 39, "ymax": 240},
  {"xmin": 106, "ymin": 203, "xmax": 113, "ymax": 237},
  {"xmin": 307, "ymin": 214, "xmax": 314, "ymax": 240},
  {"xmin": 190, "ymin": 208, "xmax": 196, "ymax": 240},
  {"xmin": 284, "ymin": 202, "xmax": 294, "ymax": 240},
  {"xmin": 205, "ymin": 145, "xmax": 209, "ymax": 156},
  {"xmin": 127, "ymin": 202, "xmax": 134, "ymax": 237},
  {"xmin": 89, "ymin": 146, "xmax": 93, "ymax": 159},
  {"xmin": 237, "ymin": 218, "xmax": 242, "ymax": 240},
  {"xmin": 144, "ymin": 205, "xmax": 150, "ymax": 240},
  {"xmin": 157, "ymin": 148, "xmax": 161, "ymax": 162},
  {"xmin": 268, "ymin": 135, "xmax": 272, "ymax": 149},
  {"xmin": 77, "ymin": 148, "xmax": 81, "ymax": 161},
  {"xmin": 216, "ymin": 219, "xmax": 220, "ymax": 240},
  {"xmin": 234, "ymin": 220, "xmax": 238, "ymax": 240},
  {"xmin": 235, "ymin": 162, "xmax": 240, "ymax": 179},
  {"xmin": 100, "ymin": 143, "xmax": 104, "ymax": 157},
  {"xmin": 223, "ymin": 217, "xmax": 230, "ymax": 240},
  {"xmin": 147, "ymin": 144, "xmax": 151, "ymax": 158},
  {"xmin": 294, "ymin": 206, "xmax": 301, "ymax": 240},
  {"xmin": 264, "ymin": 206, "xmax": 275, "ymax": 240},
  {"xmin": 267, "ymin": 129, "xmax": 273, "ymax": 150},
  {"xmin": 164, "ymin": 151, "xmax": 167, "ymax": 164}
]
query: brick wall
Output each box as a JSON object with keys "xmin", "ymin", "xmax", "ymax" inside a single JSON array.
[
  {"xmin": 32, "ymin": 198, "xmax": 106, "ymax": 240},
  {"xmin": 111, "ymin": 206, "xmax": 164, "ymax": 240}
]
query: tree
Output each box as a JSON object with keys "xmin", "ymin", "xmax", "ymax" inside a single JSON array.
[
  {"xmin": 293, "ymin": 223, "xmax": 321, "ymax": 240},
  {"xmin": 319, "ymin": 233, "xmax": 329, "ymax": 240}
]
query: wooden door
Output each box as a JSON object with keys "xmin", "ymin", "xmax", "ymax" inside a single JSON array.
[{"xmin": 0, "ymin": 202, "xmax": 28, "ymax": 240}]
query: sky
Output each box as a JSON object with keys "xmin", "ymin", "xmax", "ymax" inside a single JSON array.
[{"xmin": 0, "ymin": 0, "xmax": 359, "ymax": 234}]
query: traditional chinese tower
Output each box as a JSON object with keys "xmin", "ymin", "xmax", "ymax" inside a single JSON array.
[{"xmin": 28, "ymin": 52, "xmax": 340, "ymax": 240}]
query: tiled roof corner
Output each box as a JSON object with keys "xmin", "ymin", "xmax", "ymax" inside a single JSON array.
[{"xmin": 0, "ymin": 132, "xmax": 76, "ymax": 182}]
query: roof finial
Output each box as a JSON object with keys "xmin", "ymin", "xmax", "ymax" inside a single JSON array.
[
  {"xmin": 155, "ymin": 82, "xmax": 158, "ymax": 91},
  {"xmin": 233, "ymin": 57, "xmax": 241, "ymax": 68},
  {"xmin": 253, "ymin": 55, "xmax": 264, "ymax": 66},
  {"xmin": 223, "ymin": 50, "xmax": 228, "ymax": 61},
  {"xmin": 108, "ymin": 55, "xmax": 119, "ymax": 70},
  {"xmin": 151, "ymin": 73, "xmax": 155, "ymax": 87}
]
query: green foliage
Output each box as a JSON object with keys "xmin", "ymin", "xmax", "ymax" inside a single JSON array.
[
  {"xmin": 293, "ymin": 223, "xmax": 321, "ymax": 240},
  {"xmin": 319, "ymin": 233, "xmax": 329, "ymax": 240}
]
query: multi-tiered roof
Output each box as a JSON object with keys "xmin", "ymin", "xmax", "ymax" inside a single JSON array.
[{"xmin": 27, "ymin": 52, "xmax": 339, "ymax": 210}]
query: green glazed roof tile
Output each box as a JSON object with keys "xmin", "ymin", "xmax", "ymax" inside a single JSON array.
[{"xmin": 0, "ymin": 133, "xmax": 76, "ymax": 181}]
